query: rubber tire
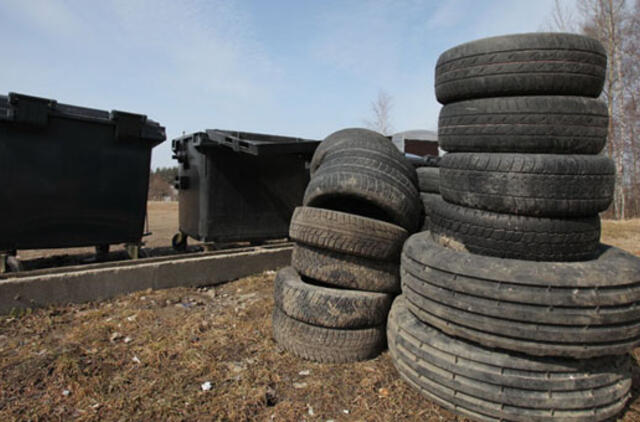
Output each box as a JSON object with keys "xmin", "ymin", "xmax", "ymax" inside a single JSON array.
[
  {"xmin": 440, "ymin": 153, "xmax": 615, "ymax": 217},
  {"xmin": 303, "ymin": 158, "xmax": 422, "ymax": 232},
  {"xmin": 419, "ymin": 193, "xmax": 440, "ymax": 233},
  {"xmin": 171, "ymin": 232, "xmax": 187, "ymax": 252},
  {"xmin": 420, "ymin": 217, "xmax": 429, "ymax": 232},
  {"xmin": 435, "ymin": 33, "xmax": 607, "ymax": 104},
  {"xmin": 318, "ymin": 146, "xmax": 418, "ymax": 188},
  {"xmin": 401, "ymin": 231, "xmax": 640, "ymax": 358},
  {"xmin": 291, "ymin": 243, "xmax": 400, "ymax": 293},
  {"xmin": 310, "ymin": 128, "xmax": 417, "ymax": 185},
  {"xmin": 438, "ymin": 96, "xmax": 608, "ymax": 154},
  {"xmin": 429, "ymin": 196, "xmax": 600, "ymax": 261},
  {"xmin": 388, "ymin": 296, "xmax": 632, "ymax": 422},
  {"xmin": 272, "ymin": 306, "xmax": 385, "ymax": 363},
  {"xmin": 417, "ymin": 167, "xmax": 439, "ymax": 193},
  {"xmin": 420, "ymin": 193, "xmax": 439, "ymax": 215},
  {"xmin": 289, "ymin": 206, "xmax": 408, "ymax": 261},
  {"xmin": 274, "ymin": 266, "xmax": 392, "ymax": 328}
]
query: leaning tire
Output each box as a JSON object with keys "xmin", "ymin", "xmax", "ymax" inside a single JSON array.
[
  {"xmin": 420, "ymin": 193, "xmax": 440, "ymax": 215},
  {"xmin": 438, "ymin": 96, "xmax": 608, "ymax": 154},
  {"xmin": 310, "ymin": 128, "xmax": 417, "ymax": 185},
  {"xmin": 435, "ymin": 33, "xmax": 607, "ymax": 104},
  {"xmin": 428, "ymin": 195, "xmax": 600, "ymax": 262},
  {"xmin": 388, "ymin": 296, "xmax": 632, "ymax": 422},
  {"xmin": 274, "ymin": 266, "xmax": 392, "ymax": 328},
  {"xmin": 440, "ymin": 153, "xmax": 615, "ymax": 217},
  {"xmin": 401, "ymin": 231, "xmax": 640, "ymax": 358},
  {"xmin": 291, "ymin": 243, "xmax": 400, "ymax": 293},
  {"xmin": 416, "ymin": 167, "xmax": 439, "ymax": 193},
  {"xmin": 419, "ymin": 193, "xmax": 440, "ymax": 233},
  {"xmin": 289, "ymin": 207, "xmax": 408, "ymax": 261},
  {"xmin": 319, "ymin": 146, "xmax": 418, "ymax": 188},
  {"xmin": 303, "ymin": 158, "xmax": 422, "ymax": 232},
  {"xmin": 272, "ymin": 306, "xmax": 385, "ymax": 363}
]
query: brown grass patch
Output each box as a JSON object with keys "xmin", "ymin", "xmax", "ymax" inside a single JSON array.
[
  {"xmin": 1, "ymin": 216, "xmax": 639, "ymax": 420},
  {"xmin": 0, "ymin": 272, "xmax": 462, "ymax": 421}
]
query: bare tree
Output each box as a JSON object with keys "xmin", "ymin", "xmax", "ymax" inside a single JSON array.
[
  {"xmin": 546, "ymin": 0, "xmax": 640, "ymax": 218},
  {"xmin": 544, "ymin": 0, "xmax": 578, "ymax": 31},
  {"xmin": 365, "ymin": 90, "xmax": 394, "ymax": 136}
]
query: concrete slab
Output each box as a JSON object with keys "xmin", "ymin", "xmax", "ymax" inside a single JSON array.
[{"xmin": 0, "ymin": 244, "xmax": 292, "ymax": 314}]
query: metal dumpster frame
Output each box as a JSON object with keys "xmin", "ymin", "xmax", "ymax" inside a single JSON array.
[
  {"xmin": 171, "ymin": 130, "xmax": 319, "ymax": 249},
  {"xmin": 0, "ymin": 92, "xmax": 166, "ymax": 265}
]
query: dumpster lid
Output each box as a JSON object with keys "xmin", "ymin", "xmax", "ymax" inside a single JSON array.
[
  {"xmin": 0, "ymin": 92, "xmax": 166, "ymax": 145},
  {"xmin": 174, "ymin": 130, "xmax": 320, "ymax": 156}
]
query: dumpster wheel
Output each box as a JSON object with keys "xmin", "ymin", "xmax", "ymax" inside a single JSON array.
[{"xmin": 172, "ymin": 232, "xmax": 188, "ymax": 252}]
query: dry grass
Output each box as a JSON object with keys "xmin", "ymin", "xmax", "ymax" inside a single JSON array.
[
  {"xmin": 602, "ymin": 218, "xmax": 640, "ymax": 257},
  {"xmin": 0, "ymin": 213, "xmax": 639, "ymax": 421},
  {"xmin": 0, "ymin": 272, "xmax": 453, "ymax": 421}
]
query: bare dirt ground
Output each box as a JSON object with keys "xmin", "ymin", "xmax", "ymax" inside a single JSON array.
[{"xmin": 1, "ymin": 208, "xmax": 639, "ymax": 421}]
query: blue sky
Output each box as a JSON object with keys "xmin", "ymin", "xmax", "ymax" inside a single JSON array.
[{"xmin": 0, "ymin": 0, "xmax": 561, "ymax": 168}]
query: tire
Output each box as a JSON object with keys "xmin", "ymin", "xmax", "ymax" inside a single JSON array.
[
  {"xmin": 272, "ymin": 306, "xmax": 385, "ymax": 363},
  {"xmin": 319, "ymin": 147, "xmax": 418, "ymax": 188},
  {"xmin": 310, "ymin": 128, "xmax": 417, "ymax": 185},
  {"xmin": 274, "ymin": 266, "xmax": 392, "ymax": 328},
  {"xmin": 291, "ymin": 243, "xmax": 400, "ymax": 293},
  {"xmin": 420, "ymin": 193, "xmax": 439, "ymax": 215},
  {"xmin": 440, "ymin": 153, "xmax": 615, "ymax": 217},
  {"xmin": 419, "ymin": 193, "xmax": 440, "ymax": 232},
  {"xmin": 417, "ymin": 167, "xmax": 439, "ymax": 193},
  {"xmin": 171, "ymin": 232, "xmax": 187, "ymax": 252},
  {"xmin": 303, "ymin": 158, "xmax": 422, "ymax": 232},
  {"xmin": 401, "ymin": 231, "xmax": 640, "ymax": 358},
  {"xmin": 420, "ymin": 217, "xmax": 429, "ymax": 232},
  {"xmin": 289, "ymin": 206, "xmax": 408, "ymax": 261},
  {"xmin": 388, "ymin": 296, "xmax": 632, "ymax": 422},
  {"xmin": 435, "ymin": 33, "xmax": 607, "ymax": 104},
  {"xmin": 429, "ymin": 195, "xmax": 600, "ymax": 261},
  {"xmin": 438, "ymin": 96, "xmax": 608, "ymax": 154}
]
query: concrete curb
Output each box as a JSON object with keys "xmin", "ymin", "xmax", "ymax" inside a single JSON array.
[{"xmin": 0, "ymin": 245, "xmax": 292, "ymax": 314}]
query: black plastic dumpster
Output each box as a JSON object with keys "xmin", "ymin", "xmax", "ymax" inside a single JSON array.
[
  {"xmin": 0, "ymin": 92, "xmax": 166, "ymax": 262},
  {"xmin": 171, "ymin": 130, "xmax": 319, "ymax": 248}
]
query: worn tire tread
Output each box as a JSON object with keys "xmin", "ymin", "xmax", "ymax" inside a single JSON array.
[
  {"xmin": 440, "ymin": 153, "xmax": 615, "ymax": 217},
  {"xmin": 274, "ymin": 266, "xmax": 392, "ymax": 328},
  {"xmin": 272, "ymin": 306, "xmax": 385, "ymax": 363},
  {"xmin": 291, "ymin": 243, "xmax": 400, "ymax": 293},
  {"xmin": 439, "ymin": 96, "xmax": 608, "ymax": 154}
]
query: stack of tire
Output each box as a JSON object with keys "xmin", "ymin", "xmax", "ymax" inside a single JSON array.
[
  {"xmin": 388, "ymin": 33, "xmax": 640, "ymax": 421},
  {"xmin": 272, "ymin": 128, "xmax": 422, "ymax": 363},
  {"xmin": 415, "ymin": 157, "xmax": 440, "ymax": 231}
]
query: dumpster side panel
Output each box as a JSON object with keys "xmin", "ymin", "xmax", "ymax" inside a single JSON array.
[
  {"xmin": 177, "ymin": 137, "xmax": 203, "ymax": 240},
  {"xmin": 0, "ymin": 115, "xmax": 153, "ymax": 250},
  {"xmin": 201, "ymin": 150, "xmax": 309, "ymax": 242}
]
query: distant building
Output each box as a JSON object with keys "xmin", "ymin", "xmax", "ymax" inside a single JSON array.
[{"xmin": 391, "ymin": 129, "xmax": 441, "ymax": 156}]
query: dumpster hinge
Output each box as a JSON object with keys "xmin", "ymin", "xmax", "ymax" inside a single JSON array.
[
  {"xmin": 110, "ymin": 110, "xmax": 148, "ymax": 143},
  {"xmin": 7, "ymin": 93, "xmax": 56, "ymax": 127}
]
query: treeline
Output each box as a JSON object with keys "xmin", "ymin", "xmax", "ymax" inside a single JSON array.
[
  {"xmin": 153, "ymin": 167, "xmax": 179, "ymax": 185},
  {"xmin": 148, "ymin": 166, "xmax": 179, "ymax": 201}
]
